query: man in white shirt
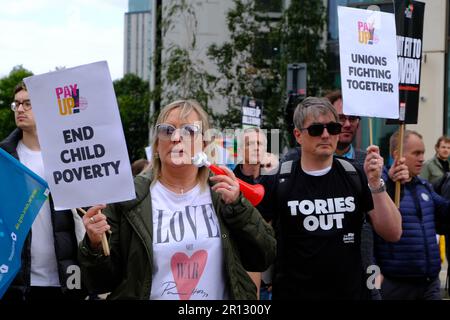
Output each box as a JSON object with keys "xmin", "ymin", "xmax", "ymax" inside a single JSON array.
[{"xmin": 0, "ymin": 81, "xmax": 86, "ymax": 300}]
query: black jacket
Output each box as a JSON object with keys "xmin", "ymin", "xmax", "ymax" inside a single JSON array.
[
  {"xmin": 233, "ymin": 164, "xmax": 277, "ymax": 222},
  {"xmin": 0, "ymin": 128, "xmax": 86, "ymax": 300}
]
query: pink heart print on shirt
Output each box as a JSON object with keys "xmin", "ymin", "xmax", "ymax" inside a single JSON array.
[{"xmin": 170, "ymin": 250, "xmax": 208, "ymax": 300}]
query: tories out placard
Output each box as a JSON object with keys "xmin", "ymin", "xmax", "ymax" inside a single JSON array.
[
  {"xmin": 24, "ymin": 61, "xmax": 135, "ymax": 209},
  {"xmin": 338, "ymin": 6, "xmax": 399, "ymax": 119}
]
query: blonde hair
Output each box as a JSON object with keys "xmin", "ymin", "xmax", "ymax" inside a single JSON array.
[{"xmin": 151, "ymin": 100, "xmax": 211, "ymax": 189}]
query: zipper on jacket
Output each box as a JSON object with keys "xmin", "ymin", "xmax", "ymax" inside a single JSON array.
[{"xmin": 411, "ymin": 183, "xmax": 431, "ymax": 276}]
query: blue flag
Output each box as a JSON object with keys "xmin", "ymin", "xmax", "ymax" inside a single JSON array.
[{"xmin": 0, "ymin": 147, "xmax": 49, "ymax": 299}]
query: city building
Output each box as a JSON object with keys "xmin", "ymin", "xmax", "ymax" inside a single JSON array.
[
  {"xmin": 124, "ymin": 0, "xmax": 153, "ymax": 83},
  {"xmin": 125, "ymin": 0, "xmax": 449, "ymax": 160}
]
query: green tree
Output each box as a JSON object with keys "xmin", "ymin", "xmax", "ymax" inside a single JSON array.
[
  {"xmin": 114, "ymin": 74, "xmax": 150, "ymax": 162},
  {"xmin": 154, "ymin": 0, "xmax": 217, "ymax": 114},
  {"xmin": 208, "ymin": 0, "xmax": 330, "ymax": 145},
  {"xmin": 153, "ymin": 0, "xmax": 329, "ymax": 142},
  {"xmin": 207, "ymin": 0, "xmax": 280, "ymax": 129},
  {"xmin": 0, "ymin": 65, "xmax": 33, "ymax": 140},
  {"xmin": 273, "ymin": 0, "xmax": 330, "ymax": 146},
  {"xmin": 277, "ymin": 0, "xmax": 329, "ymax": 96}
]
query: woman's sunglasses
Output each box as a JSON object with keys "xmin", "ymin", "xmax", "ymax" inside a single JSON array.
[
  {"xmin": 156, "ymin": 123, "xmax": 201, "ymax": 140},
  {"xmin": 299, "ymin": 122, "xmax": 342, "ymax": 137}
]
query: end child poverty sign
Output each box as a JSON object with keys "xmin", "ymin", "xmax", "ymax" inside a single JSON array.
[{"xmin": 24, "ymin": 61, "xmax": 135, "ymax": 210}]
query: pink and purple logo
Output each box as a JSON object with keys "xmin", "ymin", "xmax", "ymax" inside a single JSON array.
[
  {"xmin": 55, "ymin": 84, "xmax": 88, "ymax": 116},
  {"xmin": 357, "ymin": 21, "xmax": 379, "ymax": 45}
]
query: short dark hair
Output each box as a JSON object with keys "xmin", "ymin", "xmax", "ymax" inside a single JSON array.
[
  {"xmin": 324, "ymin": 90, "xmax": 342, "ymax": 105},
  {"xmin": 435, "ymin": 136, "xmax": 450, "ymax": 149},
  {"xmin": 13, "ymin": 81, "xmax": 27, "ymax": 97}
]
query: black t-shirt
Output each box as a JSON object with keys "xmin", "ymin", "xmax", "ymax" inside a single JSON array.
[
  {"xmin": 268, "ymin": 158, "xmax": 374, "ymax": 300},
  {"xmin": 438, "ymin": 158, "xmax": 450, "ymax": 173}
]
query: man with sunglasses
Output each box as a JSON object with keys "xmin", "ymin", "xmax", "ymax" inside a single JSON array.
[
  {"xmin": 282, "ymin": 90, "xmax": 365, "ymax": 165},
  {"xmin": 281, "ymin": 90, "xmax": 382, "ymax": 298},
  {"xmin": 325, "ymin": 90, "xmax": 366, "ymax": 165},
  {"xmin": 265, "ymin": 97, "xmax": 403, "ymax": 300},
  {"xmin": 0, "ymin": 82, "xmax": 86, "ymax": 300}
]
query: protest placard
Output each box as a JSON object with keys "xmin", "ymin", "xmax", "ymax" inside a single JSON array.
[
  {"xmin": 24, "ymin": 61, "xmax": 135, "ymax": 209},
  {"xmin": 242, "ymin": 97, "xmax": 263, "ymax": 128},
  {"xmin": 338, "ymin": 6, "xmax": 399, "ymax": 119}
]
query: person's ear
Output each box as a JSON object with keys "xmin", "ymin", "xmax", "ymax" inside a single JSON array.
[{"xmin": 294, "ymin": 128, "xmax": 302, "ymax": 145}]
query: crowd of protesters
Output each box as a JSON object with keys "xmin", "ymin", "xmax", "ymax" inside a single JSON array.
[{"xmin": 2, "ymin": 81, "xmax": 450, "ymax": 301}]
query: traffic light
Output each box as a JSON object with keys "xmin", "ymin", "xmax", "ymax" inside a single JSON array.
[
  {"xmin": 286, "ymin": 63, "xmax": 307, "ymax": 96},
  {"xmin": 285, "ymin": 63, "xmax": 307, "ymax": 147}
]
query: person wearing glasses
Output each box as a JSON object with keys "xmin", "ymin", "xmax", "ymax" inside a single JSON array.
[
  {"xmin": 281, "ymin": 90, "xmax": 382, "ymax": 299},
  {"xmin": 78, "ymin": 99, "xmax": 276, "ymax": 300},
  {"xmin": 0, "ymin": 81, "xmax": 86, "ymax": 300},
  {"xmin": 325, "ymin": 90, "xmax": 366, "ymax": 165},
  {"xmin": 282, "ymin": 90, "xmax": 365, "ymax": 165},
  {"xmin": 262, "ymin": 97, "xmax": 404, "ymax": 300}
]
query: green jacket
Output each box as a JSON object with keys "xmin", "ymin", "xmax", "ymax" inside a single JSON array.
[
  {"xmin": 78, "ymin": 172, "xmax": 276, "ymax": 300},
  {"xmin": 420, "ymin": 155, "xmax": 447, "ymax": 184}
]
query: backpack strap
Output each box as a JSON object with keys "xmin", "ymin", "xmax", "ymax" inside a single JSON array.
[
  {"xmin": 279, "ymin": 160, "xmax": 293, "ymax": 179},
  {"xmin": 278, "ymin": 158, "xmax": 362, "ymax": 194},
  {"xmin": 336, "ymin": 157, "xmax": 362, "ymax": 196},
  {"xmin": 336, "ymin": 157, "xmax": 357, "ymax": 172},
  {"xmin": 336, "ymin": 157, "xmax": 369, "ymax": 224},
  {"xmin": 276, "ymin": 160, "xmax": 297, "ymax": 205}
]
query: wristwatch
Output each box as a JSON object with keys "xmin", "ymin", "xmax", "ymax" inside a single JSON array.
[{"xmin": 368, "ymin": 178, "xmax": 386, "ymax": 194}]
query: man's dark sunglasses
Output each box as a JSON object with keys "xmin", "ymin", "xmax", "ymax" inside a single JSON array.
[{"xmin": 300, "ymin": 122, "xmax": 342, "ymax": 137}]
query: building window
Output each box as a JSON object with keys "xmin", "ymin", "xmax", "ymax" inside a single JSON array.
[
  {"xmin": 254, "ymin": 0, "xmax": 282, "ymax": 13},
  {"xmin": 253, "ymin": 33, "xmax": 280, "ymax": 68},
  {"xmin": 328, "ymin": 0, "xmax": 347, "ymax": 41}
]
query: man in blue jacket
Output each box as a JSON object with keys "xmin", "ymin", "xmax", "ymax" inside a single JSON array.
[{"xmin": 375, "ymin": 129, "xmax": 450, "ymax": 300}]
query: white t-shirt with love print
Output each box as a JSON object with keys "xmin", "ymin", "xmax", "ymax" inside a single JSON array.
[{"xmin": 150, "ymin": 181, "xmax": 228, "ymax": 300}]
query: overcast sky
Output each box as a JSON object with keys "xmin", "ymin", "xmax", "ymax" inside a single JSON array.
[{"xmin": 0, "ymin": 0, "xmax": 128, "ymax": 80}]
